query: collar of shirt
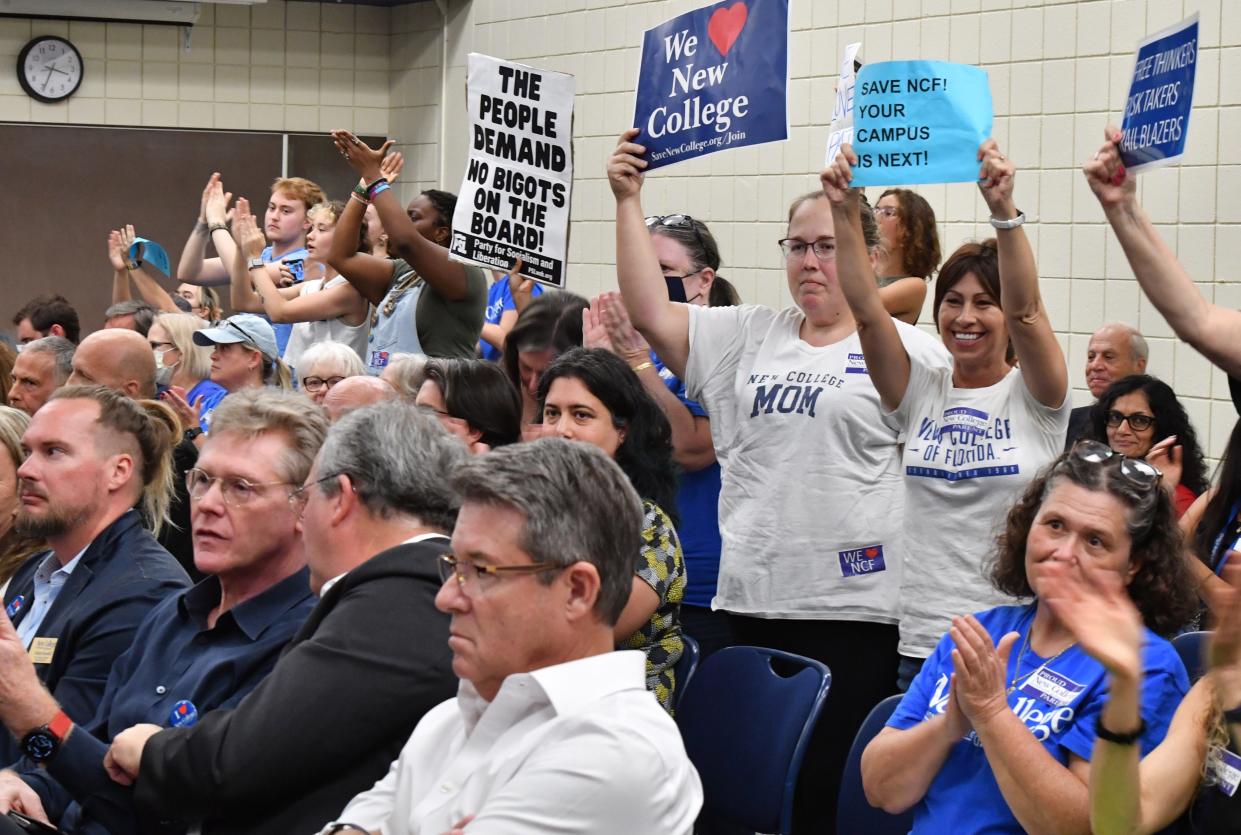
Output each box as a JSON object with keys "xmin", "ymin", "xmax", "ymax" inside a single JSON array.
[
  {"xmin": 456, "ymin": 650, "xmax": 648, "ymax": 732},
  {"xmin": 34, "ymin": 546, "xmax": 86, "ymax": 586},
  {"xmin": 177, "ymin": 566, "xmax": 313, "ymax": 641},
  {"xmin": 318, "ymin": 531, "xmax": 450, "ymax": 598}
]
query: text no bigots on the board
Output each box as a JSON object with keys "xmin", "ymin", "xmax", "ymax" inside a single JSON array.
[
  {"xmin": 449, "ymin": 53, "xmax": 574, "ymax": 288},
  {"xmin": 849, "ymin": 60, "xmax": 992, "ymax": 187},
  {"xmin": 633, "ymin": 0, "xmax": 789, "ymax": 171},
  {"xmin": 1119, "ymin": 13, "xmax": 1197, "ymax": 173}
]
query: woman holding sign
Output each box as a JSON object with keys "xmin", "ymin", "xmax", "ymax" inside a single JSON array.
[
  {"xmin": 608, "ymin": 128, "xmax": 950, "ymax": 830},
  {"xmin": 823, "ymin": 141, "xmax": 1071, "ymax": 691}
]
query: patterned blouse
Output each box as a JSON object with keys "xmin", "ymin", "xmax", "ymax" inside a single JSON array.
[{"xmin": 618, "ymin": 500, "xmax": 686, "ymax": 714}]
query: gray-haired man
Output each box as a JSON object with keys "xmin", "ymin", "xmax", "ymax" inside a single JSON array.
[
  {"xmin": 7, "ymin": 337, "xmax": 73, "ymax": 416},
  {"xmin": 1065, "ymin": 321, "xmax": 1149, "ymax": 449}
]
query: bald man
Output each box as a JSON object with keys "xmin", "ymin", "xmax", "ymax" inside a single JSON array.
[
  {"xmin": 323, "ymin": 376, "xmax": 395, "ymax": 423},
  {"xmin": 1064, "ymin": 322, "xmax": 1149, "ymax": 449},
  {"xmin": 66, "ymin": 329, "xmax": 158, "ymax": 400}
]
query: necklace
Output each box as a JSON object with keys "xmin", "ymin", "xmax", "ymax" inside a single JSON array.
[{"xmin": 1007, "ymin": 616, "xmax": 1076, "ymax": 694}]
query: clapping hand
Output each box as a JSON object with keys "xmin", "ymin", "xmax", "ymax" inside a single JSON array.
[
  {"xmin": 598, "ymin": 291, "xmax": 651, "ymax": 364},
  {"xmin": 583, "ymin": 297, "xmax": 611, "ymax": 351},
  {"xmin": 332, "ymin": 130, "xmax": 394, "ymax": 183},
  {"xmin": 950, "ymin": 615, "xmax": 1020, "ymax": 727},
  {"xmin": 231, "ymin": 198, "xmax": 266, "ymax": 260},
  {"xmin": 203, "ymin": 175, "xmax": 234, "ymax": 227},
  {"xmin": 107, "ymin": 225, "xmax": 136, "ymax": 271},
  {"xmin": 1145, "ymin": 436, "xmax": 1183, "ymax": 492},
  {"xmin": 1041, "ymin": 559, "xmax": 1144, "ymax": 682}
]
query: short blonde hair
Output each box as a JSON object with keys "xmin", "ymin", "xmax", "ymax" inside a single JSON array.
[
  {"xmin": 154, "ymin": 313, "xmax": 213, "ymax": 381},
  {"xmin": 208, "ymin": 388, "xmax": 329, "ymax": 485},
  {"xmin": 271, "ymin": 177, "xmax": 325, "ymax": 213}
]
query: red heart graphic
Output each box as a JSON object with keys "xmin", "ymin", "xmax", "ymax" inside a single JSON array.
[
  {"xmin": 865, "ymin": 547, "xmax": 878, "ymax": 558},
  {"xmin": 707, "ymin": 2, "xmax": 748, "ymax": 56}
]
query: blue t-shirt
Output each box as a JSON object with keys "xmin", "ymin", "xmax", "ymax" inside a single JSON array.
[
  {"xmin": 478, "ymin": 277, "xmax": 543, "ymax": 362},
  {"xmin": 654, "ymin": 355, "xmax": 723, "ymax": 608},
  {"xmin": 888, "ymin": 603, "xmax": 1188, "ymax": 834},
  {"xmin": 260, "ymin": 245, "xmax": 309, "ymax": 357},
  {"xmin": 186, "ymin": 378, "xmax": 228, "ymax": 432}
]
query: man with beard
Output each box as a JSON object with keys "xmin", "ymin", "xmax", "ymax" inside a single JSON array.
[{"xmin": 0, "ymin": 387, "xmax": 189, "ymax": 766}]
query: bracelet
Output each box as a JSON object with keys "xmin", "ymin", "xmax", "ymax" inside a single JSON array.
[
  {"xmin": 125, "ymin": 259, "xmax": 141, "ymax": 271},
  {"xmin": 630, "ymin": 361, "xmax": 654, "ymax": 373},
  {"xmin": 365, "ymin": 177, "xmax": 390, "ymax": 201},
  {"xmin": 352, "ymin": 182, "xmax": 368, "ymax": 199},
  {"xmin": 207, "ymin": 222, "xmax": 229, "ymax": 234},
  {"xmin": 989, "ymin": 210, "xmax": 1026, "ymax": 230},
  {"xmin": 1095, "ymin": 718, "xmax": 1145, "ymax": 745},
  {"xmin": 349, "ymin": 192, "xmax": 369, "ymax": 207}
]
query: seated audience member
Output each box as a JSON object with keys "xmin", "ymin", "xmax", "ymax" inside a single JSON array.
[
  {"xmin": 229, "ymin": 198, "xmax": 370, "ymax": 371},
  {"xmin": 1085, "ymin": 130, "xmax": 1241, "ymax": 378},
  {"xmin": 191, "ymin": 313, "xmax": 292, "ymax": 393},
  {"xmin": 538, "ymin": 348, "xmax": 686, "ymax": 713},
  {"xmin": 379, "ymin": 353, "xmax": 428, "ymax": 398},
  {"xmin": 0, "ymin": 343, "xmax": 13, "ymax": 408},
  {"xmin": 1087, "ymin": 374, "xmax": 1208, "ymax": 518},
  {"xmin": 1038, "ymin": 548, "xmax": 1241, "ymax": 834},
  {"xmin": 296, "ymin": 341, "xmax": 368, "ymax": 406},
  {"xmin": 104, "ymin": 402, "xmax": 464, "ymax": 834},
  {"xmin": 103, "ymin": 301, "xmax": 156, "ymax": 337},
  {"xmin": 861, "ymin": 442, "xmax": 1196, "ymax": 834},
  {"xmin": 416, "ymin": 358, "xmax": 522, "ymax": 451},
  {"xmin": 0, "ymin": 387, "xmax": 190, "ymax": 766},
  {"xmin": 147, "ymin": 313, "xmax": 228, "ymax": 433},
  {"xmin": 1065, "ymin": 322, "xmax": 1149, "ymax": 449},
  {"xmin": 323, "ymin": 437, "xmax": 702, "ymax": 834},
  {"xmin": 328, "ymin": 132, "xmax": 488, "ymax": 365},
  {"xmin": 7, "ymin": 337, "xmax": 73, "ymax": 416},
  {"xmin": 0, "ymin": 389, "xmax": 322, "ymax": 834},
  {"xmin": 322, "ymin": 375, "xmax": 395, "ymax": 423},
  {"xmin": 870, "ymin": 187, "xmax": 942, "ymax": 324},
  {"xmin": 12, "ymin": 295, "xmax": 80, "ymax": 346},
  {"xmin": 502, "ymin": 292, "xmax": 590, "ymax": 425},
  {"xmin": 0, "ymin": 408, "xmax": 43, "ymax": 593},
  {"xmin": 479, "ymin": 258, "xmax": 542, "ymax": 362}
]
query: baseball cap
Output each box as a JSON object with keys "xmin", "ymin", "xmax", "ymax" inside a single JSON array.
[{"xmin": 192, "ymin": 313, "xmax": 279, "ymax": 360}]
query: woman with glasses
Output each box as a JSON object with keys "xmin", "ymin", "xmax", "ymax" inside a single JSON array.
[
  {"xmin": 863, "ymin": 443, "xmax": 1195, "ymax": 834},
  {"xmin": 416, "ymin": 358, "xmax": 522, "ymax": 451},
  {"xmin": 1086, "ymin": 374, "xmax": 1209, "ymax": 519},
  {"xmin": 608, "ymin": 129, "xmax": 949, "ymax": 828},
  {"xmin": 871, "ymin": 188, "xmax": 942, "ymax": 324},
  {"xmin": 148, "ymin": 313, "xmax": 227, "ymax": 433},
  {"xmin": 823, "ymin": 142, "xmax": 1070, "ymax": 694},
  {"xmin": 296, "ymin": 340, "xmax": 368, "ymax": 406},
  {"xmin": 536, "ymin": 347, "xmax": 685, "ymax": 714}
]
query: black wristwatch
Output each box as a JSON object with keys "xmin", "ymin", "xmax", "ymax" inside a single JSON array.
[
  {"xmin": 21, "ymin": 710, "xmax": 72, "ymax": 762},
  {"xmin": 1096, "ymin": 718, "xmax": 1145, "ymax": 746},
  {"xmin": 184, "ymin": 427, "xmax": 204, "ymax": 443}
]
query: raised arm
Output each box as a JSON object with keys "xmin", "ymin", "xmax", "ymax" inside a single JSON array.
[
  {"xmin": 327, "ymin": 150, "xmax": 407, "ymax": 306},
  {"xmin": 821, "ymin": 146, "xmax": 910, "ymax": 411},
  {"xmin": 108, "ymin": 227, "xmax": 135, "ymax": 304},
  {"xmin": 1085, "ymin": 127, "xmax": 1241, "ymax": 377},
  {"xmin": 176, "ymin": 173, "xmax": 233, "ymax": 287},
  {"xmin": 977, "ymin": 141, "xmax": 1067, "ymax": 408},
  {"xmin": 608, "ymin": 129, "xmax": 690, "ymax": 377}
]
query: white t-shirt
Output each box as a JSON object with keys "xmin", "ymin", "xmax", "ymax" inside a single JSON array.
[
  {"xmin": 283, "ymin": 275, "xmax": 370, "ymax": 370},
  {"xmin": 684, "ymin": 304, "xmax": 950, "ymax": 622},
  {"xmin": 891, "ymin": 361, "xmax": 1070, "ymax": 657}
]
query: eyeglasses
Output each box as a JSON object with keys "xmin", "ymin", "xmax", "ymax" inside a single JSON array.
[
  {"xmin": 778, "ymin": 238, "xmax": 837, "ymax": 262},
  {"xmin": 149, "ymin": 341, "xmax": 176, "ymax": 353},
  {"xmin": 1067, "ymin": 440, "xmax": 1162, "ymax": 491},
  {"xmin": 437, "ymin": 553, "xmax": 563, "ymax": 594},
  {"xmin": 302, "ymin": 375, "xmax": 346, "ymax": 393},
  {"xmin": 872, "ymin": 205, "xmax": 900, "ymax": 219},
  {"xmin": 185, "ymin": 468, "xmax": 298, "ymax": 508},
  {"xmin": 287, "ymin": 472, "xmax": 347, "ymax": 514},
  {"xmin": 1105, "ymin": 410, "xmax": 1155, "ymax": 432}
]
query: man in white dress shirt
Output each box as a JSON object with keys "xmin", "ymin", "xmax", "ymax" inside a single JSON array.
[{"xmin": 323, "ymin": 438, "xmax": 702, "ymax": 835}]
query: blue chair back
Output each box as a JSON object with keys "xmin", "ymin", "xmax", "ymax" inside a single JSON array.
[
  {"xmin": 675, "ymin": 646, "xmax": 831, "ymax": 835},
  {"xmin": 1173, "ymin": 630, "xmax": 1210, "ymax": 682},
  {"xmin": 672, "ymin": 634, "xmax": 700, "ymax": 712},
  {"xmin": 837, "ymin": 693, "xmax": 915, "ymax": 835}
]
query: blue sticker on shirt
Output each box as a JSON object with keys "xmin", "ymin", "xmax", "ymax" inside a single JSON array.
[
  {"xmin": 845, "ymin": 352, "xmax": 869, "ymax": 374},
  {"xmin": 1018, "ymin": 668, "xmax": 1086, "ymax": 708},
  {"xmin": 169, "ymin": 700, "xmax": 199, "ymax": 728},
  {"xmin": 369, "ymin": 350, "xmax": 390, "ymax": 369},
  {"xmin": 5, "ymin": 595, "xmax": 24, "ymax": 619},
  {"xmin": 839, "ymin": 544, "xmax": 886, "ymax": 577}
]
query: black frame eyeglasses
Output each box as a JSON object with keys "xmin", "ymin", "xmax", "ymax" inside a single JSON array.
[{"xmin": 1104, "ymin": 410, "xmax": 1155, "ymax": 432}]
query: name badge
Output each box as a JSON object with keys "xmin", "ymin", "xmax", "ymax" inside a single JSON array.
[
  {"xmin": 1209, "ymin": 747, "xmax": 1241, "ymax": 797},
  {"xmin": 28, "ymin": 637, "xmax": 57, "ymax": 665},
  {"xmin": 839, "ymin": 544, "xmax": 886, "ymax": 578},
  {"xmin": 1018, "ymin": 667, "xmax": 1085, "ymax": 707},
  {"xmin": 845, "ymin": 353, "xmax": 868, "ymax": 374}
]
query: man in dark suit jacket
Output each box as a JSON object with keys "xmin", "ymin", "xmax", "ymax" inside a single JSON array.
[
  {"xmin": 0, "ymin": 388, "xmax": 190, "ymax": 767},
  {"xmin": 106, "ymin": 401, "xmax": 468, "ymax": 834},
  {"xmin": 1064, "ymin": 322, "xmax": 1148, "ymax": 449}
]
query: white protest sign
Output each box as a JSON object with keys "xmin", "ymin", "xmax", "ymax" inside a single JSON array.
[
  {"xmin": 825, "ymin": 42, "xmax": 862, "ymax": 166},
  {"xmin": 449, "ymin": 53, "xmax": 574, "ymax": 288}
]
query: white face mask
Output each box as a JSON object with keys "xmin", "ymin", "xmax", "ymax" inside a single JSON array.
[{"xmin": 154, "ymin": 348, "xmax": 178, "ymax": 386}]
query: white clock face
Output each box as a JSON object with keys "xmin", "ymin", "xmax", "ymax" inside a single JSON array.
[{"xmin": 19, "ymin": 37, "xmax": 83, "ymax": 103}]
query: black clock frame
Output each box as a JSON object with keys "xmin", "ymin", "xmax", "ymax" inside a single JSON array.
[{"xmin": 17, "ymin": 36, "xmax": 84, "ymax": 104}]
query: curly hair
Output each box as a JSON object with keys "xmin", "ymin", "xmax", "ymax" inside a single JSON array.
[
  {"xmin": 1087, "ymin": 374, "xmax": 1209, "ymax": 496},
  {"xmin": 878, "ymin": 188, "xmax": 942, "ymax": 279},
  {"xmin": 535, "ymin": 347, "xmax": 679, "ymax": 522},
  {"xmin": 991, "ymin": 449, "xmax": 1197, "ymax": 636}
]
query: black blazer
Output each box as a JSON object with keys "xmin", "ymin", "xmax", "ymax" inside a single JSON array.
[
  {"xmin": 1, "ymin": 510, "xmax": 190, "ymax": 766},
  {"xmin": 133, "ymin": 536, "xmax": 459, "ymax": 835},
  {"xmin": 1063, "ymin": 404, "xmax": 1093, "ymax": 452}
]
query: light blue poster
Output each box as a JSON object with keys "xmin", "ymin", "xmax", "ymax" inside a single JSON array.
[
  {"xmin": 130, "ymin": 237, "xmax": 171, "ymax": 276},
  {"xmin": 849, "ymin": 60, "xmax": 992, "ymax": 187}
]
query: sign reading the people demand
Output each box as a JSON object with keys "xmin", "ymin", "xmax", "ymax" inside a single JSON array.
[
  {"xmin": 634, "ymin": 0, "xmax": 788, "ymax": 171},
  {"xmin": 849, "ymin": 61, "xmax": 993, "ymax": 186},
  {"xmin": 1118, "ymin": 14, "xmax": 1198, "ymax": 173},
  {"xmin": 449, "ymin": 53, "xmax": 574, "ymax": 288},
  {"xmin": 824, "ymin": 42, "xmax": 862, "ymax": 167}
]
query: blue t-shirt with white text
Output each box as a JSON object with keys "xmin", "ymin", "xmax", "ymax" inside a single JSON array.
[
  {"xmin": 478, "ymin": 277, "xmax": 543, "ymax": 362},
  {"xmin": 888, "ymin": 603, "xmax": 1188, "ymax": 834}
]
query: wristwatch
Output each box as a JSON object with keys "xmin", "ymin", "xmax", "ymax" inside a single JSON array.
[
  {"xmin": 247, "ymin": 256, "xmax": 265, "ymax": 271},
  {"xmin": 989, "ymin": 211, "xmax": 1026, "ymax": 230},
  {"xmin": 21, "ymin": 710, "xmax": 72, "ymax": 762},
  {"xmin": 184, "ymin": 426, "xmax": 204, "ymax": 443}
]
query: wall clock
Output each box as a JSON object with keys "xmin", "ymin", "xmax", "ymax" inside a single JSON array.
[{"xmin": 17, "ymin": 36, "xmax": 84, "ymax": 103}]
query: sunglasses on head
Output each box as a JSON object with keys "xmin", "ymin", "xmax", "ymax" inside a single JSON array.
[{"xmin": 1068, "ymin": 440, "xmax": 1162, "ymax": 492}]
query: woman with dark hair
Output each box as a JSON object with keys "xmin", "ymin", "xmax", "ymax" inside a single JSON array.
[
  {"xmin": 327, "ymin": 132, "xmax": 488, "ymax": 367},
  {"xmin": 872, "ymin": 187, "xmax": 942, "ymax": 324},
  {"xmin": 502, "ymin": 292, "xmax": 589, "ymax": 424},
  {"xmin": 416, "ymin": 357, "xmax": 522, "ymax": 451},
  {"xmin": 863, "ymin": 442, "xmax": 1194, "ymax": 834},
  {"xmin": 537, "ymin": 347, "xmax": 685, "ymax": 713},
  {"xmin": 825, "ymin": 143, "xmax": 1070, "ymax": 691},
  {"xmin": 1087, "ymin": 374, "xmax": 1209, "ymax": 518},
  {"xmin": 1181, "ymin": 419, "xmax": 1241, "ymax": 610}
]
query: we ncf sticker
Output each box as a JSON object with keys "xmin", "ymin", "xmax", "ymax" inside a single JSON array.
[{"xmin": 839, "ymin": 544, "xmax": 886, "ymax": 578}]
